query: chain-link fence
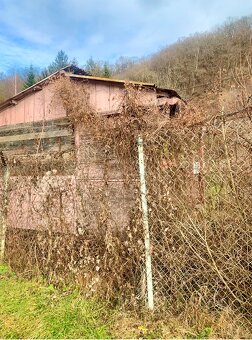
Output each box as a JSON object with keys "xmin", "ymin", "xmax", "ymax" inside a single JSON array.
[
  {"xmin": 144, "ymin": 110, "xmax": 251, "ymax": 330},
  {"xmin": 0, "ymin": 79, "xmax": 251, "ymax": 336}
]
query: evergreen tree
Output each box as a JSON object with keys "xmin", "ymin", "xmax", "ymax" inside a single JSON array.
[
  {"xmin": 40, "ymin": 68, "xmax": 50, "ymax": 79},
  {"xmin": 48, "ymin": 50, "xmax": 69, "ymax": 74},
  {"xmin": 23, "ymin": 65, "xmax": 36, "ymax": 89},
  {"xmin": 103, "ymin": 62, "xmax": 111, "ymax": 78},
  {"xmin": 37, "ymin": 50, "xmax": 70, "ymax": 81},
  {"xmin": 85, "ymin": 57, "xmax": 96, "ymax": 75}
]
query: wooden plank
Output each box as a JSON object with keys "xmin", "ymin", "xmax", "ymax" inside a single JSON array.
[
  {"xmin": 0, "ymin": 123, "xmax": 72, "ymax": 138},
  {"xmin": 65, "ymin": 72, "xmax": 155, "ymax": 86},
  {"xmin": 0, "ymin": 129, "xmax": 72, "ymax": 143},
  {"xmin": 0, "ymin": 117, "xmax": 71, "ymax": 130},
  {"xmin": 0, "ymin": 136, "xmax": 74, "ymax": 154},
  {"xmin": 2, "ymin": 146, "xmax": 68, "ymax": 156},
  {"xmin": 0, "ymin": 118, "xmax": 71, "ymax": 134}
]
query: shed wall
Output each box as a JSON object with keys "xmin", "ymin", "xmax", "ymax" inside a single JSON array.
[
  {"xmin": 0, "ymin": 79, "xmax": 157, "ymax": 127},
  {"xmin": 0, "ymin": 83, "xmax": 66, "ymax": 127},
  {"xmin": 0, "ymin": 79, "xmax": 151, "ymax": 233}
]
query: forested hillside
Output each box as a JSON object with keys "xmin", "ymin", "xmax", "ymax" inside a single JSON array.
[
  {"xmin": 117, "ymin": 16, "xmax": 252, "ymax": 99},
  {"xmin": 0, "ymin": 16, "xmax": 251, "ymax": 104}
]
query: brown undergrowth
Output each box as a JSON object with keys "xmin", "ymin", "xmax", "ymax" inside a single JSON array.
[{"xmin": 4, "ymin": 77, "xmax": 252, "ymax": 337}]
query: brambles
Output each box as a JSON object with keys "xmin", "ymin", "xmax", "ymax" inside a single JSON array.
[{"xmin": 3, "ymin": 77, "xmax": 252, "ymax": 337}]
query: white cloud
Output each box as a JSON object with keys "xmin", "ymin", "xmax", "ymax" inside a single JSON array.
[
  {"xmin": 0, "ymin": 34, "xmax": 52, "ymax": 72},
  {"xmin": 0, "ymin": 0, "xmax": 251, "ymax": 71}
]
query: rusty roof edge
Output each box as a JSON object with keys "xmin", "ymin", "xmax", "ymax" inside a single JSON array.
[
  {"xmin": 65, "ymin": 74, "xmax": 181, "ymax": 98},
  {"xmin": 65, "ymin": 73, "xmax": 156, "ymax": 87}
]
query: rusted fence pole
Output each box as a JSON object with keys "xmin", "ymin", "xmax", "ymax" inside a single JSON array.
[
  {"xmin": 0, "ymin": 165, "xmax": 10, "ymax": 262},
  {"xmin": 137, "ymin": 136, "xmax": 154, "ymax": 310}
]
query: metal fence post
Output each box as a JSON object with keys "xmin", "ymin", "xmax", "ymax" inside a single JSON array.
[
  {"xmin": 137, "ymin": 136, "xmax": 154, "ymax": 310},
  {"xmin": 199, "ymin": 126, "xmax": 206, "ymax": 203},
  {"xmin": 0, "ymin": 165, "xmax": 10, "ymax": 262}
]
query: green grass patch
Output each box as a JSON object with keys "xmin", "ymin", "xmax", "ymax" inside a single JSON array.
[
  {"xmin": 0, "ymin": 264, "xmax": 249, "ymax": 339},
  {"xmin": 0, "ymin": 264, "xmax": 111, "ymax": 339},
  {"xmin": 0, "ymin": 263, "xmax": 10, "ymax": 275}
]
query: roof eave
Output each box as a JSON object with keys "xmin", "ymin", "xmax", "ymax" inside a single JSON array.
[{"xmin": 65, "ymin": 73, "xmax": 156, "ymax": 87}]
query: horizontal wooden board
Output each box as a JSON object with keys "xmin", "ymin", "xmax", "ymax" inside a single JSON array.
[
  {"xmin": 0, "ymin": 118, "xmax": 76, "ymax": 175},
  {"xmin": 0, "ymin": 129, "xmax": 72, "ymax": 143},
  {"xmin": 0, "ymin": 123, "xmax": 72, "ymax": 137},
  {"xmin": 0, "ymin": 135, "xmax": 74, "ymax": 154},
  {"xmin": 0, "ymin": 118, "xmax": 72, "ymax": 135}
]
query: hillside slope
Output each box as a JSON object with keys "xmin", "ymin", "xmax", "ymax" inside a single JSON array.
[{"xmin": 117, "ymin": 16, "xmax": 252, "ymax": 100}]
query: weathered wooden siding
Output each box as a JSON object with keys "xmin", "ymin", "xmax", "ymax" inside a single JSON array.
[
  {"xmin": 0, "ymin": 118, "xmax": 74, "ymax": 154},
  {"xmin": 75, "ymin": 125, "xmax": 135, "ymax": 231},
  {"xmin": 0, "ymin": 79, "xmax": 156, "ymax": 234},
  {"xmin": 0, "ymin": 79, "xmax": 157, "ymax": 127},
  {"xmin": 0, "ymin": 83, "xmax": 66, "ymax": 127},
  {"xmin": 85, "ymin": 81, "xmax": 156, "ymax": 114}
]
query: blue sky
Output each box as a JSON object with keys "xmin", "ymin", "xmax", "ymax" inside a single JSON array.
[{"xmin": 0, "ymin": 0, "xmax": 251, "ymax": 73}]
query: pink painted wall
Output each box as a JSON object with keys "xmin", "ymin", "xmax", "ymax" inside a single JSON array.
[
  {"xmin": 7, "ymin": 175, "xmax": 77, "ymax": 233},
  {"xmin": 74, "ymin": 124, "xmax": 135, "ymax": 232},
  {"xmin": 0, "ymin": 82, "xmax": 66, "ymax": 127},
  {"xmin": 1, "ymin": 79, "xmax": 156, "ymax": 233},
  {"xmin": 0, "ymin": 79, "xmax": 157, "ymax": 127},
  {"xmin": 86, "ymin": 81, "xmax": 156, "ymax": 114}
]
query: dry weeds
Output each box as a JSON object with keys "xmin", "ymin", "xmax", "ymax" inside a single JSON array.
[{"xmin": 3, "ymin": 77, "xmax": 252, "ymax": 337}]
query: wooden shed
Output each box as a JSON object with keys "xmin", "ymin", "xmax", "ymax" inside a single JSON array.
[{"xmin": 0, "ymin": 65, "xmax": 181, "ymax": 235}]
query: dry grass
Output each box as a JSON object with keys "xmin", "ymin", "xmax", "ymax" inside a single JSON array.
[{"xmin": 111, "ymin": 306, "xmax": 251, "ymax": 338}]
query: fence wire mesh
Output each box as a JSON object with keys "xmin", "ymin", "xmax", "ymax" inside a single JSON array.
[{"xmin": 144, "ymin": 111, "xmax": 251, "ymax": 325}]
